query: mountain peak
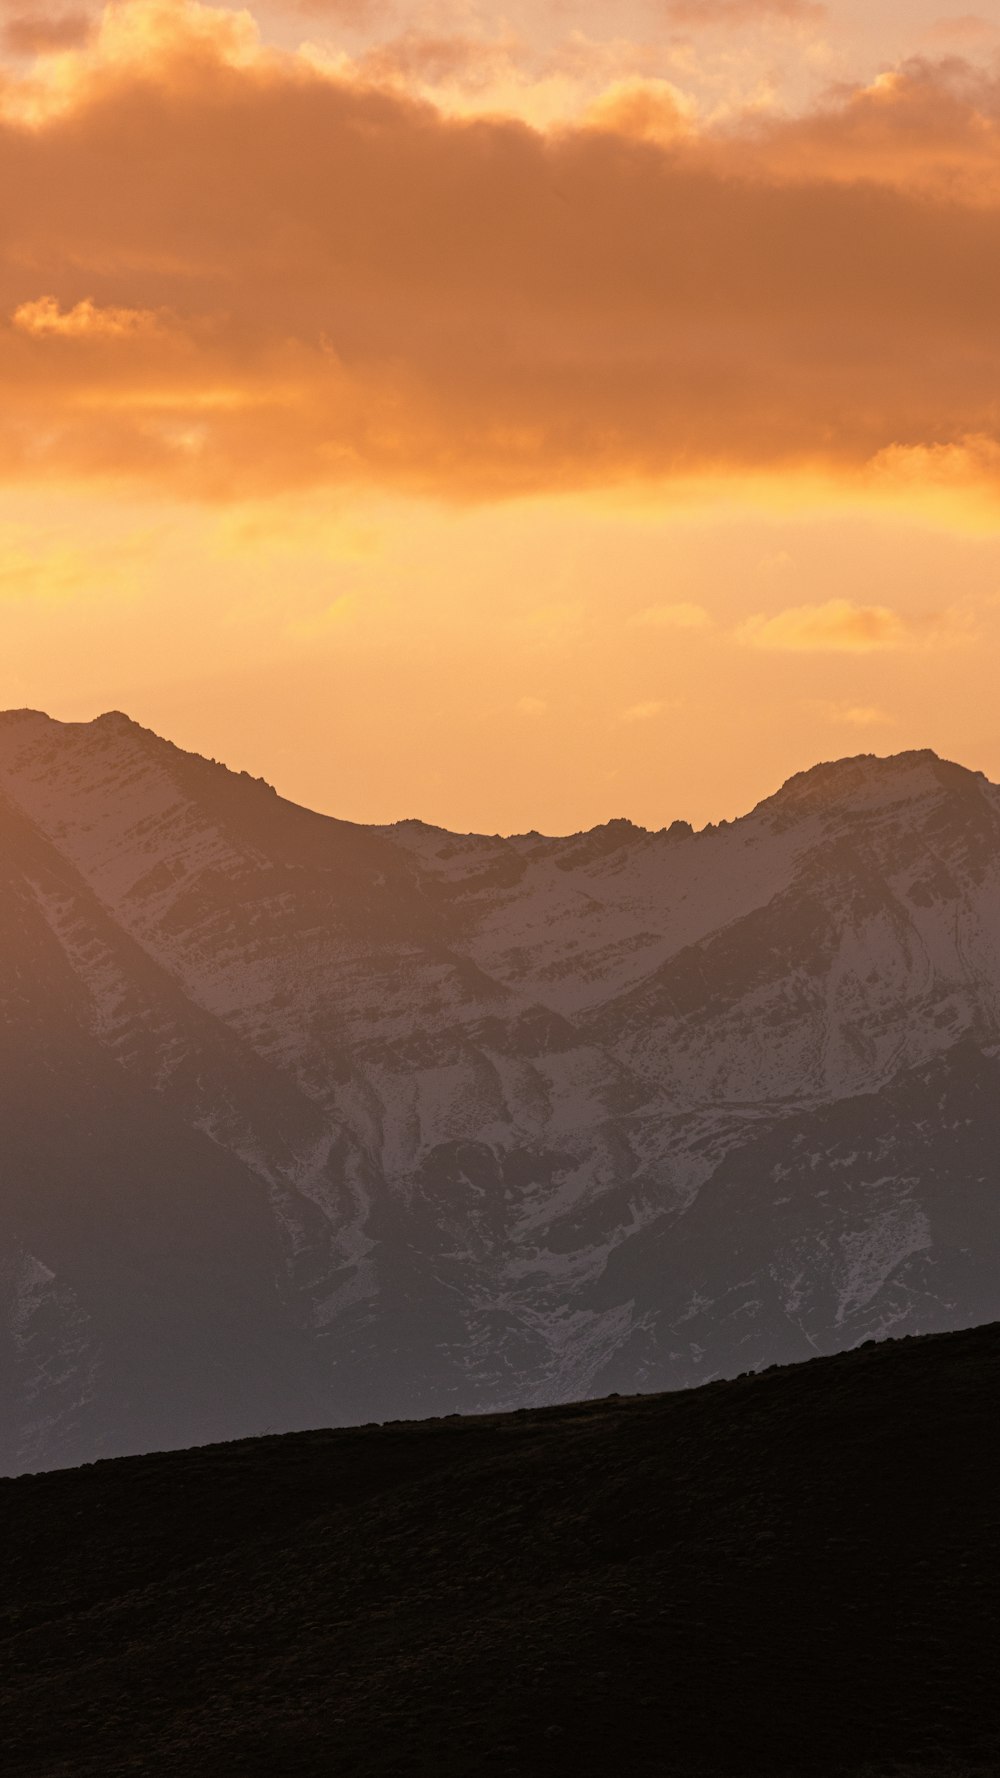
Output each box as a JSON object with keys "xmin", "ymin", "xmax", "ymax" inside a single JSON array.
[
  {"xmin": 755, "ymin": 748, "xmax": 990, "ymax": 827},
  {"xmin": 0, "ymin": 707, "xmax": 53, "ymax": 728},
  {"xmin": 94, "ymin": 710, "xmax": 140, "ymax": 731}
]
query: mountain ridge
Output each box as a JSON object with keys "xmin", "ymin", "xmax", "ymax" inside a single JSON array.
[{"xmin": 1, "ymin": 705, "xmax": 984, "ymax": 836}]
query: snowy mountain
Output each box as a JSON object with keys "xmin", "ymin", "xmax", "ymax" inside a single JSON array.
[{"xmin": 2, "ymin": 710, "xmax": 999, "ymax": 1472}]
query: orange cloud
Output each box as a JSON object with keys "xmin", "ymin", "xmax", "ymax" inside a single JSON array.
[
  {"xmin": 290, "ymin": 0, "xmax": 393, "ymax": 18},
  {"xmin": 13, "ymin": 295, "xmax": 163, "ymax": 337},
  {"xmin": 664, "ymin": 0, "xmax": 823, "ymax": 23},
  {"xmin": 1, "ymin": 4, "xmax": 1000, "ymax": 508},
  {"xmin": 736, "ymin": 598, "xmax": 978, "ymax": 653},
  {"xmin": 738, "ymin": 600, "xmax": 908, "ymax": 653},
  {"xmin": 1, "ymin": 9, "xmax": 93, "ymax": 54},
  {"xmin": 727, "ymin": 59, "xmax": 1000, "ymax": 203},
  {"xmin": 619, "ymin": 698, "xmax": 668, "ymax": 721},
  {"xmin": 924, "ymin": 15, "xmax": 995, "ymax": 46},
  {"xmin": 837, "ymin": 705, "xmax": 894, "ymax": 727},
  {"xmin": 356, "ymin": 30, "xmax": 521, "ymax": 93},
  {"xmin": 583, "ymin": 78, "xmax": 693, "ymax": 146}
]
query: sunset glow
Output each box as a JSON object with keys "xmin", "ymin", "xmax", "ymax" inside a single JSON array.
[{"xmin": 3, "ymin": 0, "xmax": 1000, "ymax": 828}]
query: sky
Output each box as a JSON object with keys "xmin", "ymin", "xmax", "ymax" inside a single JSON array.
[{"xmin": 2, "ymin": 0, "xmax": 1000, "ymax": 832}]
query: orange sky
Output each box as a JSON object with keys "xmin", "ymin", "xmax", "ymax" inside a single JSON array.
[{"xmin": 2, "ymin": 0, "xmax": 1000, "ymax": 831}]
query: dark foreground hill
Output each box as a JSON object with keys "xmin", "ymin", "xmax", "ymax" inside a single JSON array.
[{"xmin": 3, "ymin": 1322, "xmax": 999, "ymax": 1778}]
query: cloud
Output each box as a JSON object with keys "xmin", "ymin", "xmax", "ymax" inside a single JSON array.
[
  {"xmin": 212, "ymin": 500, "xmax": 378, "ymax": 562},
  {"xmin": 284, "ymin": 0, "xmax": 394, "ymax": 21},
  {"xmin": 0, "ymin": 538, "xmax": 92, "ymax": 600},
  {"xmin": 356, "ymin": 30, "xmax": 521, "ymax": 93},
  {"xmin": 739, "ymin": 599, "xmax": 977, "ymax": 653},
  {"xmin": 619, "ymin": 699, "xmax": 667, "ymax": 721},
  {"xmin": 0, "ymin": 517, "xmax": 148, "ymax": 600},
  {"xmin": 809, "ymin": 699, "xmax": 895, "ymax": 727},
  {"xmin": 516, "ymin": 695, "xmax": 548, "ymax": 715},
  {"xmin": 727, "ymin": 59, "xmax": 1000, "ymax": 203},
  {"xmin": 868, "ymin": 435, "xmax": 1000, "ymax": 492},
  {"xmin": 631, "ymin": 602, "xmax": 711, "ymax": 629},
  {"xmin": 283, "ymin": 591, "xmax": 355, "ymax": 639},
  {"xmin": 13, "ymin": 295, "xmax": 163, "ymax": 337},
  {"xmin": 2, "ymin": 4, "xmax": 1000, "ymax": 507},
  {"xmin": 584, "ymin": 79, "xmax": 694, "ymax": 146},
  {"xmin": 836, "ymin": 705, "xmax": 894, "ymax": 727},
  {"xmin": 664, "ymin": 0, "xmax": 824, "ymax": 24},
  {"xmin": 923, "ymin": 15, "xmax": 995, "ymax": 46},
  {"xmin": 737, "ymin": 599, "xmax": 909, "ymax": 653},
  {"xmin": 1, "ymin": 9, "xmax": 93, "ymax": 55}
]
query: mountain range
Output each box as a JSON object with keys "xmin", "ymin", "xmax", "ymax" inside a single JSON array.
[{"xmin": 2, "ymin": 709, "xmax": 999, "ymax": 1472}]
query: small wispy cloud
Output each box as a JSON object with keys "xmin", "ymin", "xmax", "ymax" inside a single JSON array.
[
  {"xmin": 736, "ymin": 598, "xmax": 907, "ymax": 653},
  {"xmin": 923, "ymin": 14, "xmax": 995, "ymax": 45},
  {"xmin": 0, "ymin": 520, "xmax": 154, "ymax": 603},
  {"xmin": 13, "ymin": 295, "xmax": 163, "ymax": 340},
  {"xmin": 284, "ymin": 593, "xmax": 356, "ymax": 640},
  {"xmin": 516, "ymin": 695, "xmax": 548, "ymax": 716},
  {"xmin": 755, "ymin": 550, "xmax": 794, "ymax": 576},
  {"xmin": 737, "ymin": 598, "xmax": 977, "ymax": 654},
  {"xmin": 619, "ymin": 699, "xmax": 667, "ymax": 723},
  {"xmin": 833, "ymin": 704, "xmax": 895, "ymax": 728}
]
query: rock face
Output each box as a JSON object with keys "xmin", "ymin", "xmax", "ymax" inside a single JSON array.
[{"xmin": 1, "ymin": 710, "xmax": 999, "ymax": 1471}]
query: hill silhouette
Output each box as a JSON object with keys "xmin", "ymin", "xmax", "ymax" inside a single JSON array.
[{"xmin": 3, "ymin": 1320, "xmax": 999, "ymax": 1776}]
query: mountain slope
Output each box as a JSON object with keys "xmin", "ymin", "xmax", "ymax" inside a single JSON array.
[
  {"xmin": 3, "ymin": 1323, "xmax": 999, "ymax": 1777},
  {"xmin": 2, "ymin": 710, "xmax": 1000, "ymax": 1468}
]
